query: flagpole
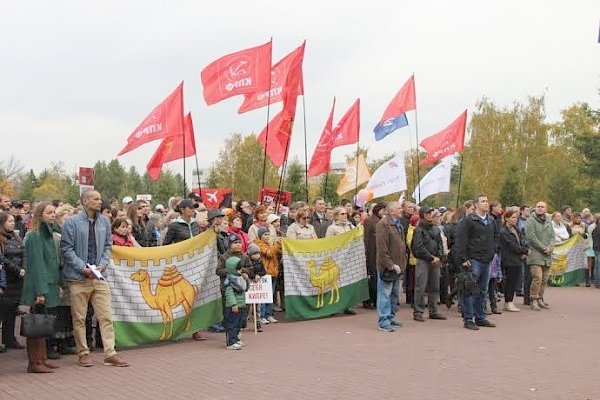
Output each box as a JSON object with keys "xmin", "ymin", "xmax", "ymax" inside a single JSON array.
[
  {"xmin": 456, "ymin": 154, "xmax": 465, "ymax": 208},
  {"xmin": 275, "ymin": 128, "xmax": 293, "ymax": 212},
  {"xmin": 261, "ymin": 44, "xmax": 274, "ymax": 191},
  {"xmin": 413, "ymin": 72, "xmax": 422, "ymax": 204},
  {"xmin": 354, "ymin": 141, "xmax": 360, "ymax": 202},
  {"xmin": 182, "ymin": 130, "xmax": 187, "ymax": 196},
  {"xmin": 406, "ymin": 117, "xmax": 417, "ymax": 196},
  {"xmin": 194, "ymin": 153, "xmax": 202, "ymax": 193},
  {"xmin": 324, "ymin": 172, "xmax": 329, "ymax": 203},
  {"xmin": 302, "ymin": 96, "xmax": 309, "ymax": 202}
]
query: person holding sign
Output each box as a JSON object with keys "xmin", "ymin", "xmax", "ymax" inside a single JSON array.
[
  {"xmin": 255, "ymin": 228, "xmax": 281, "ymax": 324},
  {"xmin": 247, "ymin": 244, "xmax": 264, "ymax": 332}
]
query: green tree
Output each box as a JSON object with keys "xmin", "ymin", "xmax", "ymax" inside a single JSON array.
[
  {"xmin": 317, "ymin": 173, "xmax": 340, "ymax": 205},
  {"xmin": 284, "ymin": 157, "xmax": 308, "ymax": 203},
  {"xmin": 205, "ymin": 167, "xmax": 218, "ymax": 188},
  {"xmin": 499, "ymin": 165, "xmax": 524, "ymax": 207},
  {"xmin": 209, "ymin": 133, "xmax": 279, "ymax": 200},
  {"xmin": 18, "ymin": 170, "xmax": 39, "ymax": 200}
]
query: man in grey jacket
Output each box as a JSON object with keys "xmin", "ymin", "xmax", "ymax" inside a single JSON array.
[
  {"xmin": 61, "ymin": 190, "xmax": 128, "ymax": 368},
  {"xmin": 524, "ymin": 201, "xmax": 555, "ymax": 311}
]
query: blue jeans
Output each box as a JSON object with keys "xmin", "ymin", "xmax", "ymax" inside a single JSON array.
[
  {"xmin": 463, "ymin": 259, "xmax": 491, "ymax": 323},
  {"xmin": 377, "ymin": 271, "xmax": 400, "ymax": 328},
  {"xmin": 259, "ymin": 278, "xmax": 277, "ymax": 318},
  {"xmin": 225, "ymin": 307, "xmax": 242, "ymax": 346},
  {"xmin": 594, "ymin": 252, "xmax": 600, "ymax": 288}
]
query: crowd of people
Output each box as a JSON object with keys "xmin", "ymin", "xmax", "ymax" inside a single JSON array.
[{"xmin": 1, "ymin": 190, "xmax": 598, "ymax": 370}]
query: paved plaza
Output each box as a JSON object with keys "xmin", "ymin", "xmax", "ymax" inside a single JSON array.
[{"xmin": 0, "ymin": 286, "xmax": 597, "ymax": 400}]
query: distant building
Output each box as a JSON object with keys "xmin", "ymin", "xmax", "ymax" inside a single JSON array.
[{"xmin": 192, "ymin": 168, "xmax": 208, "ymax": 188}]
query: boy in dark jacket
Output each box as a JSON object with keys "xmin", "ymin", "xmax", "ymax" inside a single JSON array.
[
  {"xmin": 411, "ymin": 207, "xmax": 447, "ymax": 322},
  {"xmin": 223, "ymin": 256, "xmax": 249, "ymax": 350},
  {"xmin": 247, "ymin": 244, "xmax": 264, "ymax": 332}
]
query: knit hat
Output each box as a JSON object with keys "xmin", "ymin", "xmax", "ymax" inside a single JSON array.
[
  {"xmin": 228, "ymin": 232, "xmax": 241, "ymax": 244},
  {"xmin": 247, "ymin": 244, "xmax": 260, "ymax": 256},
  {"xmin": 257, "ymin": 227, "xmax": 269, "ymax": 238},
  {"xmin": 267, "ymin": 214, "xmax": 280, "ymax": 224},
  {"xmin": 225, "ymin": 256, "xmax": 242, "ymax": 274}
]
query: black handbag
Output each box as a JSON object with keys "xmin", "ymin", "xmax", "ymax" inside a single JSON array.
[{"xmin": 20, "ymin": 312, "xmax": 56, "ymax": 338}]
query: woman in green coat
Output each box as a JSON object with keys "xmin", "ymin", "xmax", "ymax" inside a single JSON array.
[{"xmin": 20, "ymin": 202, "xmax": 60, "ymax": 373}]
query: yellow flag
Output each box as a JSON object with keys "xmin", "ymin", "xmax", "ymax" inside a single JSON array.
[{"xmin": 336, "ymin": 154, "xmax": 371, "ymax": 195}]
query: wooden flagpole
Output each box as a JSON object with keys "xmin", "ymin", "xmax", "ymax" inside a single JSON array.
[
  {"xmin": 413, "ymin": 72, "xmax": 422, "ymax": 204},
  {"xmin": 302, "ymin": 96, "xmax": 309, "ymax": 202}
]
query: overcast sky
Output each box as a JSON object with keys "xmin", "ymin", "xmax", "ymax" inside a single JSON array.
[{"xmin": 1, "ymin": 0, "xmax": 599, "ymax": 183}]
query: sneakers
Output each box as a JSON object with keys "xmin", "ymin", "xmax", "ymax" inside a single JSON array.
[
  {"xmin": 429, "ymin": 313, "xmax": 447, "ymax": 320},
  {"xmin": 475, "ymin": 319, "xmax": 496, "ymax": 328},
  {"xmin": 531, "ymin": 299, "xmax": 541, "ymax": 311},
  {"xmin": 103, "ymin": 355, "xmax": 129, "ymax": 367},
  {"xmin": 413, "ymin": 314, "xmax": 425, "ymax": 322},
  {"xmin": 504, "ymin": 302, "xmax": 520, "ymax": 312},
  {"xmin": 267, "ymin": 316, "xmax": 278, "ymax": 323},
  {"xmin": 390, "ymin": 320, "xmax": 403, "ymax": 327},
  {"xmin": 538, "ymin": 299, "xmax": 550, "ymax": 309},
  {"xmin": 236, "ymin": 341, "xmax": 245, "ymax": 347},
  {"xmin": 464, "ymin": 321, "xmax": 479, "ymax": 330},
  {"xmin": 226, "ymin": 343, "xmax": 242, "ymax": 350},
  {"xmin": 260, "ymin": 318, "xmax": 269, "ymax": 325},
  {"xmin": 78, "ymin": 354, "xmax": 93, "ymax": 367},
  {"xmin": 378, "ymin": 326, "xmax": 395, "ymax": 332}
]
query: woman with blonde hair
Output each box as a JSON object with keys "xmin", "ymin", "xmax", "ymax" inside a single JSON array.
[
  {"xmin": 20, "ymin": 202, "xmax": 60, "ymax": 373},
  {"xmin": 325, "ymin": 207, "xmax": 354, "ymax": 237},
  {"xmin": 286, "ymin": 208, "xmax": 317, "ymax": 240}
]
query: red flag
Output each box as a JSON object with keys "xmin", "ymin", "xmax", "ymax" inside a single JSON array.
[
  {"xmin": 146, "ymin": 112, "xmax": 197, "ymax": 180},
  {"xmin": 258, "ymin": 187, "xmax": 292, "ymax": 206},
  {"xmin": 379, "ymin": 75, "xmax": 416, "ymax": 122},
  {"xmin": 238, "ymin": 42, "xmax": 305, "ymax": 114},
  {"xmin": 200, "ymin": 41, "xmax": 272, "ymax": 106},
  {"xmin": 307, "ymin": 97, "xmax": 335, "ymax": 177},
  {"xmin": 419, "ymin": 110, "xmax": 467, "ymax": 166},
  {"xmin": 331, "ymin": 98, "xmax": 360, "ymax": 148},
  {"xmin": 193, "ymin": 188, "xmax": 233, "ymax": 209},
  {"xmin": 118, "ymin": 83, "xmax": 184, "ymax": 156},
  {"xmin": 257, "ymin": 44, "xmax": 304, "ymax": 167}
]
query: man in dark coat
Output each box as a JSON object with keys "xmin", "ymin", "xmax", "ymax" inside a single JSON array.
[
  {"xmin": 363, "ymin": 202, "xmax": 386, "ymax": 309},
  {"xmin": 375, "ymin": 202, "xmax": 407, "ymax": 332}
]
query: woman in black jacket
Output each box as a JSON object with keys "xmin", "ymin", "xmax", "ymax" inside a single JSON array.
[
  {"xmin": 162, "ymin": 200, "xmax": 201, "ymax": 245},
  {"xmin": 0, "ymin": 212, "xmax": 25, "ymax": 350},
  {"xmin": 500, "ymin": 209, "xmax": 529, "ymax": 312}
]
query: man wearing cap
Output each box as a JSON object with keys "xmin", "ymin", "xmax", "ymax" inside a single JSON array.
[
  {"xmin": 122, "ymin": 196, "xmax": 134, "ymax": 209},
  {"xmin": 162, "ymin": 200, "xmax": 200, "ymax": 245},
  {"xmin": 206, "ymin": 209, "xmax": 226, "ymax": 254},
  {"xmin": 411, "ymin": 207, "xmax": 447, "ymax": 322}
]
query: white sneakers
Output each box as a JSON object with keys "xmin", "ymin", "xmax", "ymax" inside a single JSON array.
[
  {"xmin": 504, "ymin": 302, "xmax": 520, "ymax": 312},
  {"xmin": 267, "ymin": 316, "xmax": 278, "ymax": 323},
  {"xmin": 260, "ymin": 318, "xmax": 269, "ymax": 325},
  {"xmin": 226, "ymin": 343, "xmax": 242, "ymax": 350}
]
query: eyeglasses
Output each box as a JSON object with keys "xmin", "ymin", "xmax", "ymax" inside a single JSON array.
[
  {"xmin": 339, "ymin": 213, "xmax": 347, "ymax": 215},
  {"xmin": 198, "ymin": 208, "xmax": 208, "ymax": 212}
]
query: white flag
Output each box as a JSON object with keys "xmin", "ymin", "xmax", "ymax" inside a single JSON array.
[
  {"xmin": 366, "ymin": 152, "xmax": 407, "ymax": 198},
  {"xmin": 412, "ymin": 156, "xmax": 456, "ymax": 203}
]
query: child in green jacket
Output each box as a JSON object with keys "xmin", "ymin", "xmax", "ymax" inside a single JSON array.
[{"xmin": 223, "ymin": 256, "xmax": 249, "ymax": 350}]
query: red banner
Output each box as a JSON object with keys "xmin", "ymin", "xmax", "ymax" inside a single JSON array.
[
  {"xmin": 118, "ymin": 82, "xmax": 184, "ymax": 156},
  {"xmin": 201, "ymin": 41, "xmax": 272, "ymax": 106},
  {"xmin": 78, "ymin": 167, "xmax": 95, "ymax": 186},
  {"xmin": 379, "ymin": 75, "xmax": 416, "ymax": 123},
  {"xmin": 257, "ymin": 43, "xmax": 304, "ymax": 167},
  {"xmin": 147, "ymin": 113, "xmax": 197, "ymax": 181},
  {"xmin": 192, "ymin": 188, "xmax": 233, "ymax": 209},
  {"xmin": 331, "ymin": 98, "xmax": 360, "ymax": 148},
  {"xmin": 419, "ymin": 110, "xmax": 467, "ymax": 165},
  {"xmin": 238, "ymin": 42, "xmax": 305, "ymax": 114},
  {"xmin": 307, "ymin": 97, "xmax": 335, "ymax": 177},
  {"xmin": 258, "ymin": 188, "xmax": 292, "ymax": 206}
]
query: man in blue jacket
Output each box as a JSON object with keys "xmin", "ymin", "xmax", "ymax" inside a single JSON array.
[
  {"xmin": 61, "ymin": 190, "xmax": 128, "ymax": 368},
  {"xmin": 455, "ymin": 195, "xmax": 498, "ymax": 330}
]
